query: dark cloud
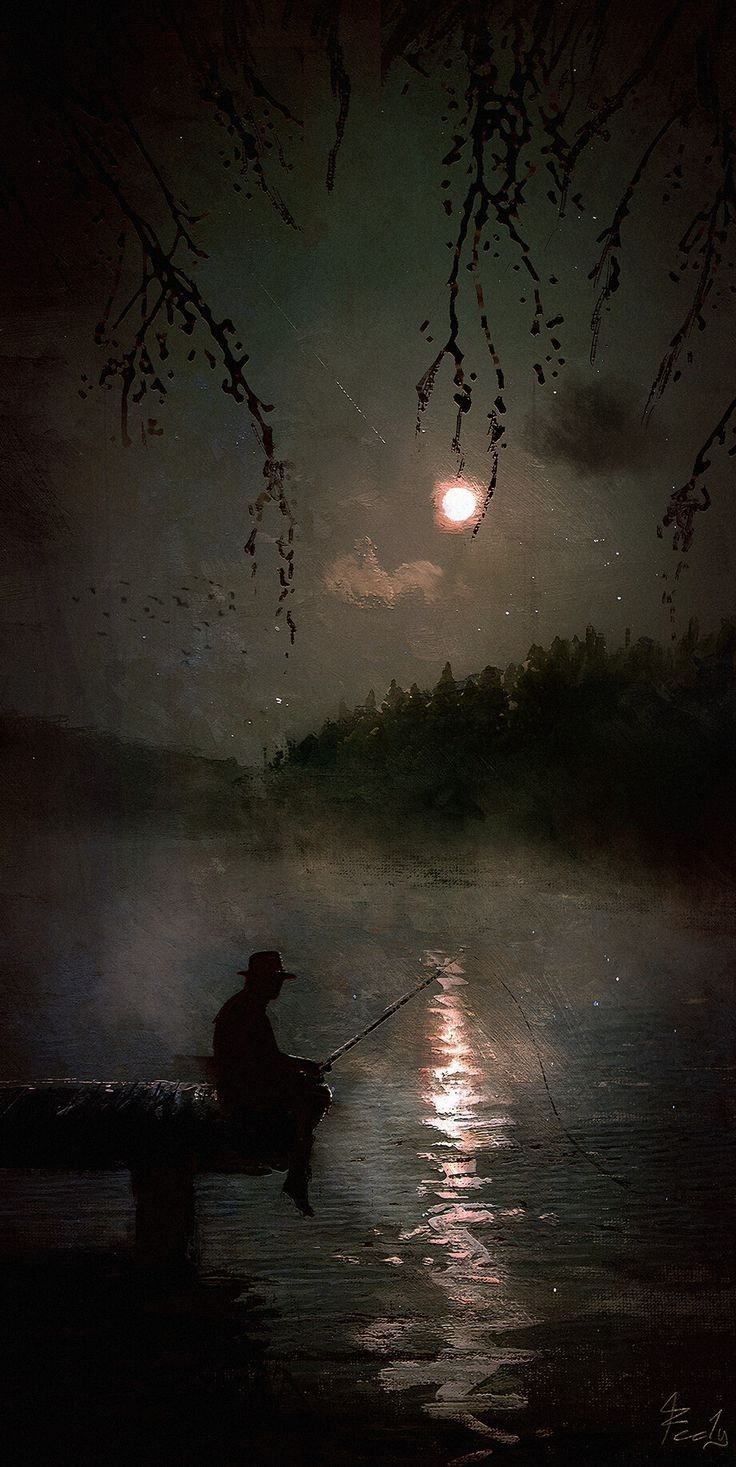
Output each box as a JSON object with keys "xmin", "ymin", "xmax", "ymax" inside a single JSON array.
[{"xmin": 523, "ymin": 376, "xmax": 654, "ymax": 479}]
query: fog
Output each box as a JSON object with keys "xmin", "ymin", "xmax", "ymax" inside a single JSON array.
[{"xmin": 2, "ymin": 814, "xmax": 733, "ymax": 1452}]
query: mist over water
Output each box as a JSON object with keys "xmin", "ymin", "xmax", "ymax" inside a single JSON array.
[{"xmin": 1, "ymin": 817, "xmax": 734, "ymax": 1458}]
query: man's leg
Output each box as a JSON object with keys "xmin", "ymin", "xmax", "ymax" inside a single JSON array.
[{"xmin": 282, "ymin": 1079, "xmax": 331, "ymax": 1216}]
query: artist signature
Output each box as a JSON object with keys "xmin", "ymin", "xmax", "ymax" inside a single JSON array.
[{"xmin": 661, "ymin": 1393, "xmax": 729, "ymax": 1450}]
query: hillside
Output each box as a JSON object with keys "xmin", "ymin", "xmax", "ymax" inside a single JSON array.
[
  {"xmin": 1, "ymin": 716, "xmax": 253, "ymax": 832},
  {"xmin": 268, "ymin": 621, "xmax": 736, "ymax": 867}
]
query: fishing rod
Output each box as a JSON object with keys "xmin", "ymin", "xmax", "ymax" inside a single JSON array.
[{"xmin": 319, "ymin": 970, "xmax": 441, "ymax": 1072}]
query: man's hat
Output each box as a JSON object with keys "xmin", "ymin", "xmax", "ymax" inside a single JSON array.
[{"xmin": 238, "ymin": 950, "xmax": 297, "ymax": 982}]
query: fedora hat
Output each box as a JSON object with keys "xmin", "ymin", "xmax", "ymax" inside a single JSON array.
[{"xmin": 237, "ymin": 950, "xmax": 297, "ymax": 981}]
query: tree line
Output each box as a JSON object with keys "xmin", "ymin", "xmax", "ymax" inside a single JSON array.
[{"xmin": 268, "ymin": 620, "xmax": 736, "ymax": 860}]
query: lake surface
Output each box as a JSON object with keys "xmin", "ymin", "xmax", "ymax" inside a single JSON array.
[{"xmin": 1, "ymin": 822, "xmax": 734, "ymax": 1463}]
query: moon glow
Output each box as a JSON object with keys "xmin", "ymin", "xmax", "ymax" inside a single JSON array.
[{"xmin": 441, "ymin": 485, "xmax": 478, "ymax": 523}]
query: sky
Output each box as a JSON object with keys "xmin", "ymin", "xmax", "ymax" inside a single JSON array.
[{"xmin": 1, "ymin": 1, "xmax": 735, "ymax": 759}]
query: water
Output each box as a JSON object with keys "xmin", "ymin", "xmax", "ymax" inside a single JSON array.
[{"xmin": 1, "ymin": 822, "xmax": 734, "ymax": 1461}]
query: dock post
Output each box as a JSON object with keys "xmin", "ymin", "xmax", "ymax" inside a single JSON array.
[{"xmin": 130, "ymin": 1158, "xmax": 198, "ymax": 1271}]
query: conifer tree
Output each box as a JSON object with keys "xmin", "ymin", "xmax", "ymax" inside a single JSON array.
[{"xmin": 383, "ymin": 678, "xmax": 406, "ymax": 712}]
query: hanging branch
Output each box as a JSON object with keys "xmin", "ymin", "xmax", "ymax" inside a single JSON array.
[
  {"xmin": 174, "ymin": 9, "xmax": 302, "ymax": 229},
  {"xmin": 53, "ymin": 0, "xmax": 363, "ymax": 638},
  {"xmin": 7, "ymin": 0, "xmax": 736, "ymax": 614},
  {"xmin": 175, "ymin": 0, "xmax": 354, "ymax": 215},
  {"xmin": 385, "ymin": 0, "xmax": 735, "ymax": 558},
  {"xmin": 382, "ymin": 0, "xmax": 465, "ymax": 75},
  {"xmin": 401, "ymin": 2, "xmax": 583, "ymax": 525},
  {"xmin": 644, "ymin": 116, "xmax": 736, "ymax": 421},
  {"xmin": 312, "ymin": 0, "xmax": 352, "ymax": 192},
  {"xmin": 589, "ymin": 102, "xmax": 691, "ymax": 365},
  {"xmin": 69, "ymin": 108, "xmax": 297, "ymax": 636},
  {"xmin": 556, "ymin": 0, "xmax": 688, "ymax": 213},
  {"xmin": 660, "ymin": 391, "xmax": 736, "ymax": 552},
  {"xmin": 219, "ymin": 0, "xmax": 303, "ymax": 124}
]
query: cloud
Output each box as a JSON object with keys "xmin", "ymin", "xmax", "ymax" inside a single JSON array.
[
  {"xmin": 324, "ymin": 537, "xmax": 443, "ymax": 607},
  {"xmin": 523, "ymin": 374, "xmax": 653, "ymax": 478}
]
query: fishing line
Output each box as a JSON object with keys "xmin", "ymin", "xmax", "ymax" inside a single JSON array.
[{"xmin": 487, "ymin": 968, "xmax": 629, "ymax": 1189}]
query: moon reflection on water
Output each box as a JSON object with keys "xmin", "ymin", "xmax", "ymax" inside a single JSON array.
[{"xmin": 378, "ymin": 957, "xmax": 536, "ymax": 1445}]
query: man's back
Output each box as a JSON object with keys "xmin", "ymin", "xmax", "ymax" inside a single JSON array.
[{"xmin": 213, "ymin": 990, "xmax": 282, "ymax": 1107}]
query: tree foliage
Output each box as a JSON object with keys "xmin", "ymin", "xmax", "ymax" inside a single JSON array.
[{"xmin": 269, "ymin": 617, "xmax": 736, "ymax": 857}]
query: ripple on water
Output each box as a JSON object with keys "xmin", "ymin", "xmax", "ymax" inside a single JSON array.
[{"xmin": 356, "ymin": 952, "xmax": 538, "ymax": 1446}]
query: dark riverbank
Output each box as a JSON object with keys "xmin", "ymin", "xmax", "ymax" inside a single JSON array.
[
  {"xmin": 268, "ymin": 623, "xmax": 736, "ymax": 878},
  {"xmin": 3, "ymin": 700, "xmax": 736, "ymax": 883}
]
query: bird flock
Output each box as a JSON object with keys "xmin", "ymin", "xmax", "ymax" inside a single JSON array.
[{"xmin": 68, "ymin": 576, "xmax": 249, "ymax": 663}]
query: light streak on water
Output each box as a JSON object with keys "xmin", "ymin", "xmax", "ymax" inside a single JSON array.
[{"xmin": 375, "ymin": 953, "xmax": 536, "ymax": 1444}]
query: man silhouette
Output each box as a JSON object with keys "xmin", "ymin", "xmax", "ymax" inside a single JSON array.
[{"xmin": 213, "ymin": 951, "xmax": 330, "ymax": 1214}]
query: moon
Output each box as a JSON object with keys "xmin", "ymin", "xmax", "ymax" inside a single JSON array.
[{"xmin": 441, "ymin": 485, "xmax": 477, "ymax": 523}]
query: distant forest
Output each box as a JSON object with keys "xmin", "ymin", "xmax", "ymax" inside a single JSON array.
[{"xmin": 268, "ymin": 620, "xmax": 736, "ymax": 864}]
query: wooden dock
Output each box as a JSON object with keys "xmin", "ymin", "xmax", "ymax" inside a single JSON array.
[{"xmin": 0, "ymin": 1080, "xmax": 328, "ymax": 1266}]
